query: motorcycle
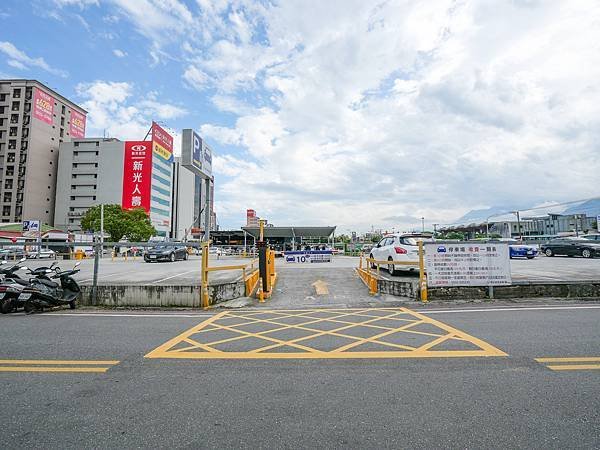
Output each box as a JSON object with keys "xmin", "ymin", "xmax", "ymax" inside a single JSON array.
[
  {"xmin": 0, "ymin": 258, "xmax": 37, "ymax": 314},
  {"xmin": 18, "ymin": 262, "xmax": 82, "ymax": 314}
]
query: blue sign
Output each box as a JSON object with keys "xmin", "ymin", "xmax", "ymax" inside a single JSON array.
[
  {"xmin": 192, "ymin": 131, "xmax": 202, "ymax": 170},
  {"xmin": 283, "ymin": 250, "xmax": 333, "ymax": 263}
]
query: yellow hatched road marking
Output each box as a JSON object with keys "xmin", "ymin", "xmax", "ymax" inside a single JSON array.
[
  {"xmin": 145, "ymin": 307, "xmax": 507, "ymax": 360},
  {"xmin": 535, "ymin": 357, "xmax": 600, "ymax": 363},
  {"xmin": 546, "ymin": 364, "xmax": 600, "ymax": 371}
]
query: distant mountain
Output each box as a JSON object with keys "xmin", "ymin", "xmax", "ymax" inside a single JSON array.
[{"xmin": 452, "ymin": 198, "xmax": 600, "ymax": 226}]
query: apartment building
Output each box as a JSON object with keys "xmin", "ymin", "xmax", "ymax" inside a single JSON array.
[{"xmin": 0, "ymin": 79, "xmax": 87, "ymax": 225}]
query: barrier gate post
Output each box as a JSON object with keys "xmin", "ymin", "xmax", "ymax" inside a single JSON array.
[
  {"xmin": 201, "ymin": 241, "xmax": 210, "ymax": 308},
  {"xmin": 257, "ymin": 220, "xmax": 268, "ymax": 302},
  {"xmin": 418, "ymin": 241, "xmax": 428, "ymax": 303}
]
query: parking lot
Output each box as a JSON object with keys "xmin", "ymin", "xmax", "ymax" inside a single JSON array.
[{"xmin": 15, "ymin": 253, "xmax": 600, "ymax": 287}]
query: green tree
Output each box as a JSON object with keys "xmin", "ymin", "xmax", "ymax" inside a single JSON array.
[
  {"xmin": 80, "ymin": 204, "xmax": 129, "ymax": 242},
  {"xmin": 125, "ymin": 208, "xmax": 156, "ymax": 242},
  {"xmin": 80, "ymin": 204, "xmax": 156, "ymax": 242},
  {"xmin": 371, "ymin": 234, "xmax": 383, "ymax": 243}
]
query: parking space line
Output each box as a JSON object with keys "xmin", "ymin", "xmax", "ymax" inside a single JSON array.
[
  {"xmin": 0, "ymin": 367, "xmax": 110, "ymax": 373},
  {"xmin": 152, "ymin": 269, "xmax": 200, "ymax": 284},
  {"xmin": 0, "ymin": 359, "xmax": 120, "ymax": 365},
  {"xmin": 145, "ymin": 307, "xmax": 508, "ymax": 360},
  {"xmin": 0, "ymin": 359, "xmax": 120, "ymax": 374},
  {"xmin": 535, "ymin": 357, "xmax": 600, "ymax": 363},
  {"xmin": 546, "ymin": 364, "xmax": 600, "ymax": 371}
]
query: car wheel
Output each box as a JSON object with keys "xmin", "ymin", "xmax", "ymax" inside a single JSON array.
[
  {"xmin": 526, "ymin": 256, "xmax": 534, "ymax": 259},
  {"xmin": 388, "ymin": 257, "xmax": 396, "ymax": 276},
  {"xmin": 369, "ymin": 254, "xmax": 376, "ymax": 269},
  {"xmin": 69, "ymin": 300, "xmax": 76, "ymax": 310},
  {"xmin": 170, "ymin": 253, "xmax": 175, "ymax": 262},
  {"xmin": 544, "ymin": 248, "xmax": 553, "ymax": 257},
  {"xmin": 582, "ymin": 248, "xmax": 592, "ymax": 259},
  {"xmin": 183, "ymin": 252, "xmax": 188, "ymax": 261},
  {"xmin": 1, "ymin": 299, "xmax": 14, "ymax": 314}
]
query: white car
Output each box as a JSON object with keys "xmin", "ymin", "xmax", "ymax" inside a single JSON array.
[
  {"xmin": 27, "ymin": 248, "xmax": 56, "ymax": 259},
  {"xmin": 369, "ymin": 234, "xmax": 430, "ymax": 275}
]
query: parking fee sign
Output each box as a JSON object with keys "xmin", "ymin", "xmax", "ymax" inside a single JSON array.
[
  {"xmin": 22, "ymin": 220, "xmax": 40, "ymax": 232},
  {"xmin": 424, "ymin": 242, "xmax": 511, "ymax": 287}
]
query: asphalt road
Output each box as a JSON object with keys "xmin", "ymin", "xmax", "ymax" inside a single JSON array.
[
  {"xmin": 0, "ymin": 304, "xmax": 598, "ymax": 449},
  {"xmin": 17, "ymin": 254, "xmax": 600, "ymax": 286}
]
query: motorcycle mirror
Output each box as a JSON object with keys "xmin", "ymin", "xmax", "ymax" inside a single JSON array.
[
  {"xmin": 45, "ymin": 269, "xmax": 53, "ymax": 273},
  {"xmin": 74, "ymin": 262, "xmax": 81, "ymax": 268},
  {"xmin": 20, "ymin": 266, "xmax": 29, "ymax": 271}
]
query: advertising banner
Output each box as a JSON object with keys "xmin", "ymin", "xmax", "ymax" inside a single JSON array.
[
  {"xmin": 424, "ymin": 242, "xmax": 511, "ymax": 287},
  {"xmin": 151, "ymin": 122, "xmax": 173, "ymax": 162},
  {"xmin": 32, "ymin": 88, "xmax": 54, "ymax": 125},
  {"xmin": 284, "ymin": 251, "xmax": 333, "ymax": 264},
  {"xmin": 122, "ymin": 141, "xmax": 153, "ymax": 213},
  {"xmin": 70, "ymin": 109, "xmax": 86, "ymax": 138}
]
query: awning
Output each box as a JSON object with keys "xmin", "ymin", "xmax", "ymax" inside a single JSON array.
[{"xmin": 241, "ymin": 226, "xmax": 336, "ymax": 239}]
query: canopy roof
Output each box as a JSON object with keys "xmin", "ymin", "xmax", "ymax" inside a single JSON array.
[{"xmin": 242, "ymin": 226, "xmax": 336, "ymax": 239}]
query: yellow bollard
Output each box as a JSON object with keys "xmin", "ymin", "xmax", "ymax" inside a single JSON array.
[
  {"xmin": 201, "ymin": 241, "xmax": 210, "ymax": 308},
  {"xmin": 418, "ymin": 241, "xmax": 428, "ymax": 303}
]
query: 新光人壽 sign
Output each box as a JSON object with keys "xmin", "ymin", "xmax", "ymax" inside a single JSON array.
[{"xmin": 424, "ymin": 242, "xmax": 511, "ymax": 287}]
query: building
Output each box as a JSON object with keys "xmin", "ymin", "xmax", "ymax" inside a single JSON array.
[
  {"xmin": 54, "ymin": 138, "xmax": 126, "ymax": 231},
  {"xmin": 0, "ymin": 79, "xmax": 87, "ymax": 226},
  {"xmin": 246, "ymin": 209, "xmax": 259, "ymax": 227},
  {"xmin": 55, "ymin": 134, "xmax": 176, "ymax": 237},
  {"xmin": 171, "ymin": 156, "xmax": 196, "ymax": 240},
  {"xmin": 241, "ymin": 226, "xmax": 336, "ymax": 251}
]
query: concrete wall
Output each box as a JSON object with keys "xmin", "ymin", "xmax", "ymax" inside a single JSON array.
[
  {"xmin": 79, "ymin": 280, "xmax": 245, "ymax": 307},
  {"xmin": 171, "ymin": 158, "xmax": 196, "ymax": 240}
]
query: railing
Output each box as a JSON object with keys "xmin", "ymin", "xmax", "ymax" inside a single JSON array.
[{"xmin": 355, "ymin": 241, "xmax": 428, "ymax": 302}]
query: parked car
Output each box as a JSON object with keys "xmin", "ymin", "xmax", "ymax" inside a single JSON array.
[
  {"xmin": 540, "ymin": 238, "xmax": 600, "ymax": 259},
  {"xmin": 26, "ymin": 248, "xmax": 57, "ymax": 259},
  {"xmin": 369, "ymin": 234, "xmax": 432, "ymax": 275},
  {"xmin": 144, "ymin": 245, "xmax": 189, "ymax": 262},
  {"xmin": 581, "ymin": 234, "xmax": 600, "ymax": 242},
  {"xmin": 501, "ymin": 239, "xmax": 539, "ymax": 259}
]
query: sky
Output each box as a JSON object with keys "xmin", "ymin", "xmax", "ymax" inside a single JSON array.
[{"xmin": 1, "ymin": 0, "xmax": 598, "ymax": 233}]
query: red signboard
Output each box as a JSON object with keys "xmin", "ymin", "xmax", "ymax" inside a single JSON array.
[
  {"xmin": 32, "ymin": 88, "xmax": 54, "ymax": 125},
  {"xmin": 70, "ymin": 109, "xmax": 86, "ymax": 138},
  {"xmin": 247, "ymin": 209, "xmax": 256, "ymax": 219},
  {"xmin": 152, "ymin": 121, "xmax": 173, "ymax": 151},
  {"xmin": 122, "ymin": 141, "xmax": 153, "ymax": 213}
]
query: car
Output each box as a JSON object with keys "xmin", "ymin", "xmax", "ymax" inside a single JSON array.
[
  {"xmin": 26, "ymin": 248, "xmax": 57, "ymax": 259},
  {"xmin": 144, "ymin": 245, "xmax": 188, "ymax": 262},
  {"xmin": 369, "ymin": 234, "xmax": 432, "ymax": 275},
  {"xmin": 208, "ymin": 247, "xmax": 223, "ymax": 256},
  {"xmin": 506, "ymin": 240, "xmax": 539, "ymax": 259},
  {"xmin": 540, "ymin": 238, "xmax": 600, "ymax": 259},
  {"xmin": 581, "ymin": 234, "xmax": 600, "ymax": 242}
]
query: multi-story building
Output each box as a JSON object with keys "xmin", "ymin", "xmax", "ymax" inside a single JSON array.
[
  {"xmin": 54, "ymin": 138, "xmax": 124, "ymax": 231},
  {"xmin": 246, "ymin": 209, "xmax": 259, "ymax": 227},
  {"xmin": 0, "ymin": 79, "xmax": 87, "ymax": 226}
]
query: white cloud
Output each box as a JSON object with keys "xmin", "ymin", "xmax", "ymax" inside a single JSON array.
[
  {"xmin": 75, "ymin": 81, "xmax": 187, "ymax": 145},
  {"xmin": 63, "ymin": 0, "xmax": 600, "ymax": 231},
  {"xmin": 113, "ymin": 49, "xmax": 127, "ymax": 58},
  {"xmin": 7, "ymin": 59, "xmax": 26, "ymax": 70},
  {"xmin": 53, "ymin": 0, "xmax": 99, "ymax": 7},
  {"xmin": 0, "ymin": 41, "xmax": 68, "ymax": 77}
]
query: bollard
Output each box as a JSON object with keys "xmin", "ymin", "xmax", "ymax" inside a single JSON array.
[{"xmin": 201, "ymin": 241, "xmax": 210, "ymax": 308}]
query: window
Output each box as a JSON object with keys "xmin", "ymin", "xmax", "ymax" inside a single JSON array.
[
  {"xmin": 11, "ymin": 101, "xmax": 19, "ymax": 111},
  {"xmin": 9, "ymin": 127, "xmax": 17, "ymax": 136},
  {"xmin": 12, "ymin": 89, "xmax": 21, "ymax": 98},
  {"xmin": 61, "ymin": 105, "xmax": 65, "ymax": 114},
  {"xmin": 0, "ymin": 94, "xmax": 6, "ymax": 101},
  {"xmin": 0, "ymin": 118, "xmax": 3, "ymax": 126},
  {"xmin": 3, "ymin": 193, "xmax": 11, "ymax": 203},
  {"xmin": 61, "ymin": 117, "xmax": 65, "ymax": 126},
  {"xmin": 8, "ymin": 140, "xmax": 16, "ymax": 150},
  {"xmin": 10, "ymin": 114, "xmax": 18, "ymax": 124},
  {"xmin": 59, "ymin": 128, "xmax": 64, "ymax": 137},
  {"xmin": 2, "ymin": 206, "xmax": 10, "ymax": 216},
  {"xmin": 74, "ymin": 142, "xmax": 79, "ymax": 147},
  {"xmin": 15, "ymin": 206, "xmax": 22, "ymax": 216},
  {"xmin": 7, "ymin": 154, "xmax": 15, "ymax": 163},
  {"xmin": 6, "ymin": 166, "xmax": 14, "ymax": 176},
  {"xmin": 4, "ymin": 179, "xmax": 12, "ymax": 189},
  {"xmin": 0, "ymin": 106, "xmax": 5, "ymax": 114}
]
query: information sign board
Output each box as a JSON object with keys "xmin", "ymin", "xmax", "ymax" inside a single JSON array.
[
  {"xmin": 284, "ymin": 250, "xmax": 333, "ymax": 264},
  {"xmin": 424, "ymin": 242, "xmax": 511, "ymax": 287}
]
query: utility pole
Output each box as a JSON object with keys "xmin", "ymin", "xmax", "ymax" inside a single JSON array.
[
  {"xmin": 100, "ymin": 204, "xmax": 104, "ymax": 258},
  {"xmin": 421, "ymin": 217, "xmax": 425, "ymax": 233},
  {"xmin": 433, "ymin": 224, "xmax": 438, "ymax": 237},
  {"xmin": 515, "ymin": 211, "xmax": 522, "ymax": 241}
]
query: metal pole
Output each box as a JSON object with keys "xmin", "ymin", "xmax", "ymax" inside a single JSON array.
[
  {"xmin": 92, "ymin": 242, "xmax": 100, "ymax": 305},
  {"xmin": 201, "ymin": 241, "xmax": 209, "ymax": 308},
  {"xmin": 516, "ymin": 211, "xmax": 522, "ymax": 240},
  {"xmin": 421, "ymin": 217, "xmax": 425, "ymax": 233},
  {"xmin": 203, "ymin": 178, "xmax": 211, "ymax": 243},
  {"xmin": 418, "ymin": 240, "xmax": 428, "ymax": 303},
  {"xmin": 37, "ymin": 219, "xmax": 41, "ymax": 259},
  {"xmin": 100, "ymin": 204, "xmax": 104, "ymax": 259}
]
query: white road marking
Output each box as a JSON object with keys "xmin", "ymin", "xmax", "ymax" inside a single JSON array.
[
  {"xmin": 151, "ymin": 269, "xmax": 200, "ymax": 284},
  {"xmin": 417, "ymin": 305, "xmax": 600, "ymax": 314}
]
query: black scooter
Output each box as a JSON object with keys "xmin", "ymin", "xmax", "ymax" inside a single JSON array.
[
  {"xmin": 0, "ymin": 258, "xmax": 37, "ymax": 314},
  {"xmin": 19, "ymin": 262, "xmax": 81, "ymax": 314}
]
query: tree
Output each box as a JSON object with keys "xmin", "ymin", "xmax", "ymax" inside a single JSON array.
[
  {"xmin": 81, "ymin": 204, "xmax": 129, "ymax": 242},
  {"xmin": 124, "ymin": 208, "xmax": 156, "ymax": 242},
  {"xmin": 80, "ymin": 204, "xmax": 156, "ymax": 242}
]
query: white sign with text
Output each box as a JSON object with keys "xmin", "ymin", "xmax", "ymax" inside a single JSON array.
[{"xmin": 424, "ymin": 242, "xmax": 512, "ymax": 287}]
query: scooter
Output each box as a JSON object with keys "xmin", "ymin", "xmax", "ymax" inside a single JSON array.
[
  {"xmin": 18, "ymin": 262, "xmax": 81, "ymax": 314},
  {"xmin": 0, "ymin": 258, "xmax": 34, "ymax": 314}
]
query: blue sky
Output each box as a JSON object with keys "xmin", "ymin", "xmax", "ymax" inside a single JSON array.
[{"xmin": 1, "ymin": 1, "xmax": 598, "ymax": 232}]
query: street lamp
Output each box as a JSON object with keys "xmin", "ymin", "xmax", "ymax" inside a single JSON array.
[{"xmin": 421, "ymin": 217, "xmax": 425, "ymax": 233}]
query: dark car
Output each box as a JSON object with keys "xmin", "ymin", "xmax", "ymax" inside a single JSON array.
[
  {"xmin": 540, "ymin": 238, "xmax": 600, "ymax": 259},
  {"xmin": 581, "ymin": 234, "xmax": 600, "ymax": 242},
  {"xmin": 144, "ymin": 245, "xmax": 189, "ymax": 262}
]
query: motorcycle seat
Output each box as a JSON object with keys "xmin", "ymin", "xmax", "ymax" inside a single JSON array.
[
  {"xmin": 37, "ymin": 278, "xmax": 59, "ymax": 289},
  {"xmin": 12, "ymin": 279, "xmax": 29, "ymax": 286}
]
